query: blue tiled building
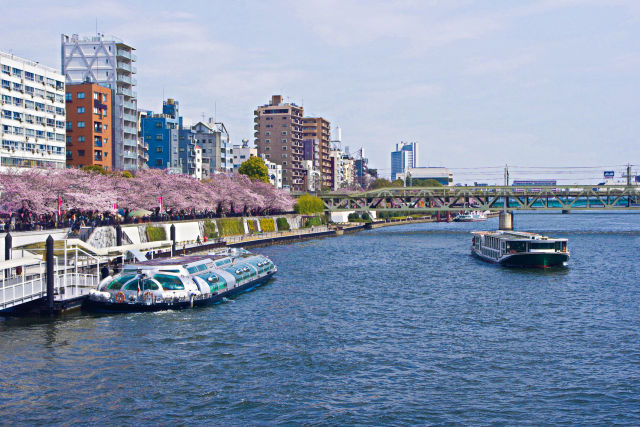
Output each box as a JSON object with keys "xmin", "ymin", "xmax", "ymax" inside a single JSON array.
[{"xmin": 141, "ymin": 98, "xmax": 181, "ymax": 171}]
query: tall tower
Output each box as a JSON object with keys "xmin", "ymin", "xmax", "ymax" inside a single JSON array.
[
  {"xmin": 61, "ymin": 33, "xmax": 138, "ymax": 171},
  {"xmin": 391, "ymin": 141, "xmax": 418, "ymax": 180},
  {"xmin": 254, "ymin": 95, "xmax": 304, "ymax": 191}
]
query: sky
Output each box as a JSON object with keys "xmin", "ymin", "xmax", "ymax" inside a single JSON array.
[{"xmin": 2, "ymin": 0, "xmax": 639, "ymax": 182}]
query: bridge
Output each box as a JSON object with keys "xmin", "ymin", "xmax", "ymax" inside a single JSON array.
[{"xmin": 316, "ymin": 185, "xmax": 640, "ymax": 212}]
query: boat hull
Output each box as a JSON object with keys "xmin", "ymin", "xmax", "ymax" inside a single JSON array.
[
  {"xmin": 83, "ymin": 272, "xmax": 275, "ymax": 313},
  {"xmin": 472, "ymin": 250, "xmax": 569, "ymax": 268}
]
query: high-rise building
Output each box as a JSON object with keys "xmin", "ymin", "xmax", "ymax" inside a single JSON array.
[
  {"xmin": 0, "ymin": 51, "xmax": 66, "ymax": 170},
  {"xmin": 391, "ymin": 141, "xmax": 418, "ymax": 181},
  {"xmin": 61, "ymin": 33, "xmax": 138, "ymax": 171},
  {"xmin": 302, "ymin": 117, "xmax": 331, "ymax": 189},
  {"xmin": 254, "ymin": 95, "xmax": 304, "ymax": 191},
  {"xmin": 141, "ymin": 99, "xmax": 181, "ymax": 172},
  {"xmin": 191, "ymin": 119, "xmax": 234, "ymax": 175},
  {"xmin": 65, "ymin": 83, "xmax": 112, "ymax": 170}
]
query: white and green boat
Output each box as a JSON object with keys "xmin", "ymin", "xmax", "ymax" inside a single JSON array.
[{"xmin": 471, "ymin": 230, "xmax": 569, "ymax": 268}]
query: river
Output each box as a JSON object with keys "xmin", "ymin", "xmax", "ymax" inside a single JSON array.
[{"xmin": 1, "ymin": 213, "xmax": 639, "ymax": 425}]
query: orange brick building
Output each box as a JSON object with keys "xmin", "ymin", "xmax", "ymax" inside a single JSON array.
[{"xmin": 65, "ymin": 83, "xmax": 112, "ymax": 170}]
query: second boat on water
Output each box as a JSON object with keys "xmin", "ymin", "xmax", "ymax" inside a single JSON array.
[{"xmin": 471, "ymin": 230, "xmax": 569, "ymax": 268}]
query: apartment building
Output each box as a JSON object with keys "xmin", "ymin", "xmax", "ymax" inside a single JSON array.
[
  {"xmin": 65, "ymin": 83, "xmax": 112, "ymax": 170},
  {"xmin": 192, "ymin": 119, "xmax": 233, "ymax": 175},
  {"xmin": 232, "ymin": 139, "xmax": 257, "ymax": 172},
  {"xmin": 254, "ymin": 95, "xmax": 304, "ymax": 191},
  {"xmin": 61, "ymin": 33, "xmax": 139, "ymax": 170},
  {"xmin": 141, "ymin": 99, "xmax": 181, "ymax": 171},
  {"xmin": 302, "ymin": 117, "xmax": 331, "ymax": 189},
  {"xmin": 0, "ymin": 51, "xmax": 66, "ymax": 170}
]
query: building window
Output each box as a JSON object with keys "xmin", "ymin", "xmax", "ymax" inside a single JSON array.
[
  {"xmin": 282, "ymin": 146, "xmax": 287, "ymax": 150},
  {"xmin": 282, "ymin": 139, "xmax": 287, "ymax": 143},
  {"xmin": 155, "ymin": 135, "xmax": 162, "ymax": 140},
  {"xmin": 155, "ymin": 159, "xmax": 163, "ymax": 167},
  {"xmin": 282, "ymin": 131, "xmax": 287, "ymax": 135},
  {"xmin": 77, "ymin": 92, "xmax": 85, "ymax": 99},
  {"xmin": 155, "ymin": 122, "xmax": 162, "ymax": 128},
  {"xmin": 77, "ymin": 121, "xmax": 85, "ymax": 128},
  {"xmin": 78, "ymin": 136, "xmax": 85, "ymax": 142},
  {"xmin": 78, "ymin": 150, "xmax": 85, "ymax": 156},
  {"xmin": 265, "ymin": 139, "xmax": 270, "ymax": 143},
  {"xmin": 94, "ymin": 93, "xmax": 99, "ymax": 100},
  {"xmin": 66, "ymin": 122, "xmax": 72, "ymax": 130},
  {"xmin": 102, "ymin": 94, "xmax": 107, "ymax": 102},
  {"xmin": 65, "ymin": 93, "xmax": 72, "ymax": 101},
  {"xmin": 156, "ymin": 147, "xmax": 163, "ymax": 153},
  {"xmin": 266, "ymin": 131, "xmax": 270, "ymax": 135},
  {"xmin": 77, "ymin": 107, "xmax": 85, "ymax": 114}
]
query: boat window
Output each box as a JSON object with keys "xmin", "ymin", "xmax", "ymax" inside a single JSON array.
[
  {"xmin": 160, "ymin": 269, "xmax": 181, "ymax": 273},
  {"xmin": 153, "ymin": 274, "xmax": 185, "ymax": 290},
  {"xmin": 531, "ymin": 242, "xmax": 555, "ymax": 250},
  {"xmin": 143, "ymin": 279, "xmax": 160, "ymax": 291},
  {"xmin": 197, "ymin": 265, "xmax": 208, "ymax": 271},
  {"xmin": 107, "ymin": 275, "xmax": 136, "ymax": 290},
  {"xmin": 510, "ymin": 241, "xmax": 527, "ymax": 252},
  {"xmin": 123, "ymin": 280, "xmax": 142, "ymax": 291},
  {"xmin": 187, "ymin": 266, "xmax": 199, "ymax": 274}
]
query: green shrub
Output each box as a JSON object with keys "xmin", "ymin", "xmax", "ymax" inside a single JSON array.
[
  {"xmin": 361, "ymin": 212, "xmax": 371, "ymax": 221},
  {"xmin": 306, "ymin": 216, "xmax": 323, "ymax": 227},
  {"xmin": 260, "ymin": 218, "xmax": 275, "ymax": 232},
  {"xmin": 276, "ymin": 217, "xmax": 290, "ymax": 231},
  {"xmin": 294, "ymin": 193, "xmax": 325, "ymax": 215},
  {"xmin": 203, "ymin": 220, "xmax": 219, "ymax": 239},
  {"xmin": 247, "ymin": 219, "xmax": 257, "ymax": 233},
  {"xmin": 146, "ymin": 225, "xmax": 167, "ymax": 242},
  {"xmin": 217, "ymin": 218, "xmax": 245, "ymax": 236},
  {"xmin": 348, "ymin": 212, "xmax": 360, "ymax": 221}
]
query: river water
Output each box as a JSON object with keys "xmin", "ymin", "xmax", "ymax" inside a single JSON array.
[{"xmin": 1, "ymin": 213, "xmax": 639, "ymax": 425}]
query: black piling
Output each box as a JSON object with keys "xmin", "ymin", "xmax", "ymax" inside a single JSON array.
[
  {"xmin": 46, "ymin": 235, "xmax": 55, "ymax": 313},
  {"xmin": 116, "ymin": 224, "xmax": 122, "ymax": 247},
  {"xmin": 4, "ymin": 232, "xmax": 11, "ymax": 261},
  {"xmin": 170, "ymin": 224, "xmax": 176, "ymax": 255}
]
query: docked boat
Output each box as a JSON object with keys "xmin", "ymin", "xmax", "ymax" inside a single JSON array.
[
  {"xmin": 85, "ymin": 248, "xmax": 276, "ymax": 312},
  {"xmin": 471, "ymin": 230, "xmax": 569, "ymax": 268},
  {"xmin": 454, "ymin": 211, "xmax": 487, "ymax": 222}
]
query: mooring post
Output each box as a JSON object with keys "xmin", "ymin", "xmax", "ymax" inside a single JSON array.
[
  {"xmin": 170, "ymin": 224, "xmax": 176, "ymax": 256},
  {"xmin": 46, "ymin": 235, "xmax": 55, "ymax": 313},
  {"xmin": 4, "ymin": 232, "xmax": 11, "ymax": 261},
  {"xmin": 116, "ymin": 224, "xmax": 122, "ymax": 247}
]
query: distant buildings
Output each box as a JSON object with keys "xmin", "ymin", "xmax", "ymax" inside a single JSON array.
[
  {"xmin": 65, "ymin": 83, "xmax": 112, "ymax": 170},
  {"xmin": 397, "ymin": 167, "xmax": 453, "ymax": 186},
  {"xmin": 61, "ymin": 33, "xmax": 141, "ymax": 170},
  {"xmin": 0, "ymin": 51, "xmax": 66, "ymax": 171},
  {"xmin": 254, "ymin": 95, "xmax": 304, "ymax": 191},
  {"xmin": 391, "ymin": 141, "xmax": 418, "ymax": 181}
]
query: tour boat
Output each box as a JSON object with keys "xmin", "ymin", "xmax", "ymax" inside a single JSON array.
[
  {"xmin": 471, "ymin": 230, "xmax": 569, "ymax": 268},
  {"xmin": 85, "ymin": 248, "xmax": 277, "ymax": 312},
  {"xmin": 454, "ymin": 211, "xmax": 487, "ymax": 222}
]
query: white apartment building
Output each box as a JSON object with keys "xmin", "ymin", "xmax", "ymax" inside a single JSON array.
[
  {"xmin": 261, "ymin": 154, "xmax": 283, "ymax": 189},
  {"xmin": 61, "ymin": 33, "xmax": 140, "ymax": 170},
  {"xmin": 1, "ymin": 52, "xmax": 66, "ymax": 170},
  {"xmin": 232, "ymin": 139, "xmax": 257, "ymax": 172}
]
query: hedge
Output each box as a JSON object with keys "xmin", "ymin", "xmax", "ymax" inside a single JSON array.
[
  {"xmin": 146, "ymin": 225, "xmax": 167, "ymax": 242},
  {"xmin": 306, "ymin": 216, "xmax": 323, "ymax": 228},
  {"xmin": 276, "ymin": 217, "xmax": 290, "ymax": 231},
  {"xmin": 247, "ymin": 219, "xmax": 257, "ymax": 233},
  {"xmin": 217, "ymin": 218, "xmax": 245, "ymax": 236},
  {"xmin": 203, "ymin": 220, "xmax": 219, "ymax": 239},
  {"xmin": 260, "ymin": 218, "xmax": 275, "ymax": 233}
]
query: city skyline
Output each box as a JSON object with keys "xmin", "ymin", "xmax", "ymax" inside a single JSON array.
[{"xmin": 2, "ymin": 0, "xmax": 639, "ymax": 177}]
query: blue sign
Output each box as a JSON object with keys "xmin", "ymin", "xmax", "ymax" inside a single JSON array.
[
  {"xmin": 604, "ymin": 171, "xmax": 615, "ymax": 178},
  {"xmin": 636, "ymin": 175, "xmax": 640, "ymax": 183}
]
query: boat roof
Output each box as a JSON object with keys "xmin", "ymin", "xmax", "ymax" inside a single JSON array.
[
  {"xmin": 471, "ymin": 230, "xmax": 567, "ymax": 241},
  {"xmin": 130, "ymin": 254, "xmax": 227, "ymax": 267}
]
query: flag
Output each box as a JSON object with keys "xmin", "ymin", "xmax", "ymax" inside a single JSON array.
[
  {"xmin": 158, "ymin": 196, "xmax": 163, "ymax": 213},
  {"xmin": 113, "ymin": 202, "xmax": 117, "ymax": 210},
  {"xmin": 57, "ymin": 196, "xmax": 62, "ymax": 216}
]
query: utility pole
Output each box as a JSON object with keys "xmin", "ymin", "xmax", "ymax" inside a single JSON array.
[
  {"xmin": 627, "ymin": 164, "xmax": 631, "ymax": 187},
  {"xmin": 504, "ymin": 164, "xmax": 509, "ymax": 186}
]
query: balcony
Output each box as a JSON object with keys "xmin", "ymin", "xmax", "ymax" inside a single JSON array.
[
  {"xmin": 123, "ymin": 125, "xmax": 137, "ymax": 135},
  {"xmin": 118, "ymin": 74, "xmax": 133, "ymax": 84},
  {"xmin": 123, "ymin": 150, "xmax": 137, "ymax": 159},
  {"xmin": 123, "ymin": 113, "xmax": 137, "ymax": 123},
  {"xmin": 117, "ymin": 87, "xmax": 133, "ymax": 97},
  {"xmin": 116, "ymin": 62, "xmax": 132, "ymax": 73},
  {"xmin": 123, "ymin": 100, "xmax": 137, "ymax": 110},
  {"xmin": 116, "ymin": 50, "xmax": 132, "ymax": 60}
]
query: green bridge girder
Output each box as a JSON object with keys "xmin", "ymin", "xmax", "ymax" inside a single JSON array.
[{"xmin": 309, "ymin": 185, "xmax": 640, "ymax": 212}]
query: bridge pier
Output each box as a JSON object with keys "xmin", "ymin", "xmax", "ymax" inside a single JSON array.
[{"xmin": 499, "ymin": 212, "xmax": 513, "ymax": 231}]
